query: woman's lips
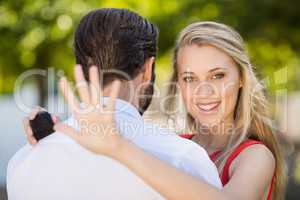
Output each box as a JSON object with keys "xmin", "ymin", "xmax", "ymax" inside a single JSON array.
[{"xmin": 196, "ymin": 101, "xmax": 221, "ymax": 113}]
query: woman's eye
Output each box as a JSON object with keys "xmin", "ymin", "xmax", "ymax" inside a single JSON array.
[
  {"xmin": 212, "ymin": 73, "xmax": 225, "ymax": 80},
  {"xmin": 183, "ymin": 76, "xmax": 194, "ymax": 82}
]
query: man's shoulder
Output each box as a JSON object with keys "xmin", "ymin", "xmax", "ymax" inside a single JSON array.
[
  {"xmin": 7, "ymin": 144, "xmax": 32, "ymax": 176},
  {"xmin": 6, "ymin": 123, "xmax": 84, "ymax": 176},
  {"xmin": 142, "ymin": 121, "xmax": 200, "ymax": 147},
  {"xmin": 139, "ymin": 121, "xmax": 204, "ymax": 161},
  {"xmin": 6, "ymin": 132, "xmax": 101, "ymax": 191},
  {"xmin": 7, "ymin": 133, "xmax": 75, "ymax": 172},
  {"xmin": 6, "ymin": 133, "xmax": 165, "ymax": 200}
]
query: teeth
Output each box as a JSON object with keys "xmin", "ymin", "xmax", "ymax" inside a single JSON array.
[{"xmin": 197, "ymin": 103, "xmax": 219, "ymax": 111}]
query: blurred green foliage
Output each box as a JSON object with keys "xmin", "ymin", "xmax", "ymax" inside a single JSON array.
[{"xmin": 0, "ymin": 0, "xmax": 299, "ymax": 103}]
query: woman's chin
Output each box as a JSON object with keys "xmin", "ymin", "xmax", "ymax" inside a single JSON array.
[{"xmin": 194, "ymin": 114, "xmax": 223, "ymax": 128}]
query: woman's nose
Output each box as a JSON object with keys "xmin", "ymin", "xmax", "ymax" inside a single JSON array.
[{"xmin": 193, "ymin": 82, "xmax": 216, "ymax": 97}]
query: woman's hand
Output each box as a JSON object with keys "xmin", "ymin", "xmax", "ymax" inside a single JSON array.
[
  {"xmin": 22, "ymin": 107, "xmax": 60, "ymax": 145},
  {"xmin": 54, "ymin": 65, "xmax": 122, "ymax": 158}
]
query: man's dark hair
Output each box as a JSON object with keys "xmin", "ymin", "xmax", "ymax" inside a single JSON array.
[
  {"xmin": 29, "ymin": 9, "xmax": 158, "ymax": 140},
  {"xmin": 74, "ymin": 8, "xmax": 159, "ymax": 85}
]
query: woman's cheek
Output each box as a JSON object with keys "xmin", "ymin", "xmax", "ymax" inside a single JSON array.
[
  {"xmin": 180, "ymin": 86, "xmax": 193, "ymax": 112},
  {"xmin": 222, "ymin": 83, "xmax": 240, "ymax": 120}
]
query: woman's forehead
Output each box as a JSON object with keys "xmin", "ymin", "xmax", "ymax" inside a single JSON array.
[{"xmin": 177, "ymin": 44, "xmax": 237, "ymax": 73}]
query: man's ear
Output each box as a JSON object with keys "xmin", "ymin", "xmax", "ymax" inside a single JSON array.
[{"xmin": 142, "ymin": 57, "xmax": 155, "ymax": 83}]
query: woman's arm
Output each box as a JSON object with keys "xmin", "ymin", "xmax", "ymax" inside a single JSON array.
[
  {"xmin": 55, "ymin": 65, "xmax": 275, "ymax": 200},
  {"xmin": 115, "ymin": 137, "xmax": 226, "ymax": 200},
  {"xmin": 56, "ymin": 120, "xmax": 274, "ymax": 200},
  {"xmin": 107, "ymin": 135, "xmax": 274, "ymax": 200}
]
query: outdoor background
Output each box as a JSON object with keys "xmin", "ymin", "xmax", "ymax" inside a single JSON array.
[{"xmin": 0, "ymin": 0, "xmax": 299, "ymax": 199}]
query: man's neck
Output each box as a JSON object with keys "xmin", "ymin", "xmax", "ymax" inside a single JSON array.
[{"xmin": 102, "ymin": 81, "xmax": 139, "ymax": 109}]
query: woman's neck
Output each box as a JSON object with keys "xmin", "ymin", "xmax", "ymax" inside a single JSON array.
[{"xmin": 192, "ymin": 118, "xmax": 235, "ymax": 154}]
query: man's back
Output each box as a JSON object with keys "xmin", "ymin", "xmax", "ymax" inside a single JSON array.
[
  {"xmin": 7, "ymin": 99, "xmax": 221, "ymax": 200},
  {"xmin": 7, "ymin": 133, "xmax": 164, "ymax": 200}
]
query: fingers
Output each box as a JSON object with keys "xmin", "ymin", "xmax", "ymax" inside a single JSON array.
[
  {"xmin": 28, "ymin": 136, "xmax": 38, "ymax": 145},
  {"xmin": 74, "ymin": 65, "xmax": 90, "ymax": 107},
  {"xmin": 22, "ymin": 117, "xmax": 32, "ymax": 136},
  {"xmin": 54, "ymin": 122, "xmax": 80, "ymax": 142},
  {"xmin": 59, "ymin": 77, "xmax": 80, "ymax": 113},
  {"xmin": 51, "ymin": 115, "xmax": 61, "ymax": 124},
  {"xmin": 89, "ymin": 66, "xmax": 102, "ymax": 107},
  {"xmin": 106, "ymin": 80, "xmax": 121, "ymax": 111},
  {"xmin": 23, "ymin": 117, "xmax": 37, "ymax": 145}
]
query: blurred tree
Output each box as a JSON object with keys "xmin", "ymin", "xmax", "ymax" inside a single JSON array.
[{"xmin": 0, "ymin": 0, "xmax": 299, "ymax": 105}]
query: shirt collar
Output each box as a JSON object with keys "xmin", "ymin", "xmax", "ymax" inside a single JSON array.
[{"xmin": 103, "ymin": 97, "xmax": 142, "ymax": 120}]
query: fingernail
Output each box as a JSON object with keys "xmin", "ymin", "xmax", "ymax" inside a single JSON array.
[
  {"xmin": 52, "ymin": 115, "xmax": 57, "ymax": 122},
  {"xmin": 91, "ymin": 65, "xmax": 98, "ymax": 71},
  {"xmin": 54, "ymin": 116, "xmax": 61, "ymax": 123},
  {"xmin": 75, "ymin": 64, "xmax": 81, "ymax": 72}
]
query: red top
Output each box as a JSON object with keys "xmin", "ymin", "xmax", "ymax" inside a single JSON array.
[{"xmin": 179, "ymin": 134, "xmax": 275, "ymax": 200}]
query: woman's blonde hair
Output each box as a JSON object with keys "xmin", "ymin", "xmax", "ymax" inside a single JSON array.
[{"xmin": 167, "ymin": 21, "xmax": 287, "ymax": 200}]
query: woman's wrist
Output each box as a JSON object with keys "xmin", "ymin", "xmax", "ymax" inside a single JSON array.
[{"xmin": 107, "ymin": 134, "xmax": 130, "ymax": 161}]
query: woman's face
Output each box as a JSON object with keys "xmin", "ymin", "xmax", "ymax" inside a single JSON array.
[{"xmin": 177, "ymin": 44, "xmax": 242, "ymax": 127}]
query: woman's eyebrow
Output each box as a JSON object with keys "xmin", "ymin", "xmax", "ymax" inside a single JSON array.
[
  {"xmin": 180, "ymin": 71, "xmax": 195, "ymax": 75},
  {"xmin": 180, "ymin": 67, "xmax": 227, "ymax": 75},
  {"xmin": 208, "ymin": 67, "xmax": 227, "ymax": 72}
]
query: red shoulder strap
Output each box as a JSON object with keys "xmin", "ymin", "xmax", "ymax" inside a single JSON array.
[
  {"xmin": 221, "ymin": 140, "xmax": 262, "ymax": 184},
  {"xmin": 221, "ymin": 139, "xmax": 275, "ymax": 200},
  {"xmin": 179, "ymin": 133, "xmax": 194, "ymax": 139},
  {"xmin": 267, "ymin": 173, "xmax": 276, "ymax": 200},
  {"xmin": 209, "ymin": 150, "xmax": 222, "ymax": 162},
  {"xmin": 179, "ymin": 135, "xmax": 275, "ymax": 199}
]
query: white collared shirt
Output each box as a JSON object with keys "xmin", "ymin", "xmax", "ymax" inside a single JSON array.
[{"xmin": 7, "ymin": 98, "xmax": 222, "ymax": 200}]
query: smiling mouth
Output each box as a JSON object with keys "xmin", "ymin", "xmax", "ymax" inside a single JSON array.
[{"xmin": 196, "ymin": 101, "xmax": 221, "ymax": 113}]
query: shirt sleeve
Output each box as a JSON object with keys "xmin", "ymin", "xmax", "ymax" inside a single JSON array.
[
  {"xmin": 114, "ymin": 114, "xmax": 223, "ymax": 189},
  {"xmin": 178, "ymin": 143, "xmax": 223, "ymax": 189},
  {"xmin": 6, "ymin": 144, "xmax": 32, "ymax": 197}
]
